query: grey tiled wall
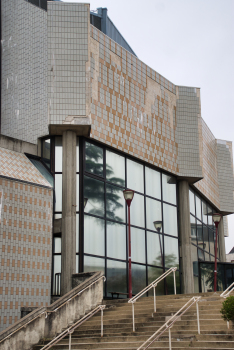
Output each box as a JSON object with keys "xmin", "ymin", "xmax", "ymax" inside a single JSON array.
[{"xmin": 1, "ymin": 0, "xmax": 48, "ymax": 144}]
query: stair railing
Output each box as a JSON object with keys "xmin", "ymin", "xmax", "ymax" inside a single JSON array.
[
  {"xmin": 128, "ymin": 267, "xmax": 177, "ymax": 332},
  {"xmin": 40, "ymin": 305, "xmax": 106, "ymax": 350},
  {"xmin": 220, "ymin": 281, "xmax": 234, "ymax": 298},
  {"xmin": 137, "ymin": 296, "xmax": 201, "ymax": 350}
]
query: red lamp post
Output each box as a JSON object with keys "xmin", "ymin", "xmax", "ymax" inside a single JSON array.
[
  {"xmin": 123, "ymin": 189, "xmax": 134, "ymax": 298},
  {"xmin": 212, "ymin": 213, "xmax": 222, "ymax": 292}
]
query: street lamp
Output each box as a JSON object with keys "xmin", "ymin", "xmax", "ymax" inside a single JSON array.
[
  {"xmin": 153, "ymin": 220, "xmax": 164, "ymax": 272},
  {"xmin": 123, "ymin": 189, "xmax": 134, "ymax": 298},
  {"xmin": 212, "ymin": 213, "xmax": 222, "ymax": 292}
]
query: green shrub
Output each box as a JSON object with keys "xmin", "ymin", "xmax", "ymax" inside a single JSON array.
[{"xmin": 220, "ymin": 296, "xmax": 234, "ymax": 321}]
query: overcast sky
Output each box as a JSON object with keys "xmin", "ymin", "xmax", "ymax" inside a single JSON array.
[{"xmin": 63, "ymin": 0, "xmax": 234, "ymax": 253}]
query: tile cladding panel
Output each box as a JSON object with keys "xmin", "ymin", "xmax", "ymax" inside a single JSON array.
[
  {"xmin": 1, "ymin": 0, "xmax": 48, "ymax": 144},
  {"xmin": 0, "ymin": 178, "xmax": 53, "ymax": 331}
]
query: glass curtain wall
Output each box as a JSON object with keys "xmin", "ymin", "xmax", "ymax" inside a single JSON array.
[{"xmin": 189, "ymin": 188, "xmax": 218, "ymax": 292}]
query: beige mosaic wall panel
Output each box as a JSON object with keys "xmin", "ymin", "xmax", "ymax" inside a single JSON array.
[
  {"xmin": 89, "ymin": 25, "xmax": 178, "ymax": 174},
  {"xmin": 0, "ymin": 178, "xmax": 53, "ymax": 332}
]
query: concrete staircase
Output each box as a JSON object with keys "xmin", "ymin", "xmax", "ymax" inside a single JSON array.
[{"xmin": 34, "ymin": 292, "xmax": 234, "ymax": 350}]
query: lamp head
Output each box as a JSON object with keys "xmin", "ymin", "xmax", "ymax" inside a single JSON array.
[
  {"xmin": 153, "ymin": 220, "xmax": 162, "ymax": 232},
  {"xmin": 212, "ymin": 213, "xmax": 222, "ymax": 228},
  {"xmin": 123, "ymin": 189, "xmax": 134, "ymax": 207}
]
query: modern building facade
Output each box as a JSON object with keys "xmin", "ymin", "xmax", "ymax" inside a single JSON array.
[{"xmin": 0, "ymin": 0, "xmax": 234, "ymax": 332}]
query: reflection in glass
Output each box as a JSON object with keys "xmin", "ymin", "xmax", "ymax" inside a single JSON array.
[
  {"xmin": 164, "ymin": 236, "xmax": 179, "ymax": 268},
  {"xmin": 106, "ymin": 150, "xmax": 125, "ymax": 186},
  {"xmin": 189, "ymin": 190, "xmax": 195, "ymax": 215},
  {"xmin": 162, "ymin": 174, "xmax": 176, "ymax": 205},
  {"xmin": 198, "ymin": 248, "xmax": 205, "ymax": 261},
  {"xmin": 147, "ymin": 231, "xmax": 163, "ymax": 267},
  {"xmin": 76, "ymin": 255, "xmax": 79, "ymax": 273},
  {"xmin": 55, "ymin": 174, "xmax": 62, "ymax": 212},
  {"xmin": 202, "ymin": 201, "xmax": 207, "ymax": 224},
  {"xmin": 148, "ymin": 267, "xmax": 164, "ymax": 295},
  {"xmin": 130, "ymin": 193, "xmax": 145, "ymax": 228},
  {"xmin": 107, "ymin": 260, "xmax": 127, "ymax": 297},
  {"xmin": 84, "ymin": 255, "xmax": 105, "ymax": 274},
  {"xmin": 54, "ymin": 213, "xmax": 62, "ymax": 219},
  {"xmin": 145, "ymin": 167, "xmax": 161, "ymax": 200},
  {"xmin": 55, "ymin": 137, "xmax": 63, "ymax": 172},
  {"xmin": 190, "ymin": 215, "xmax": 196, "ymax": 242},
  {"xmin": 132, "ymin": 264, "xmax": 146, "ymax": 295},
  {"xmin": 195, "ymin": 196, "xmax": 202, "ymax": 220},
  {"xmin": 146, "ymin": 197, "xmax": 161, "ymax": 231},
  {"xmin": 76, "ymin": 214, "xmax": 79, "ymax": 253},
  {"xmin": 53, "ymin": 255, "xmax": 61, "ymax": 295},
  {"xmin": 106, "ymin": 184, "xmax": 125, "ymax": 222},
  {"xmin": 84, "ymin": 215, "xmax": 105, "ymax": 256},
  {"xmin": 163, "ymin": 203, "xmax": 178, "ymax": 237},
  {"xmin": 42, "ymin": 139, "xmax": 51, "ymax": 169},
  {"xmin": 194, "ymin": 276, "xmax": 199, "ymax": 293},
  {"xmin": 107, "ymin": 221, "xmax": 126, "ymax": 260},
  {"xmin": 131, "ymin": 227, "xmax": 145, "ymax": 264},
  {"xmin": 200, "ymin": 263, "xmax": 224, "ymax": 292},
  {"xmin": 197, "ymin": 221, "xmax": 203, "ymax": 248},
  {"xmin": 209, "ymin": 230, "xmax": 215, "ymax": 256},
  {"xmin": 191, "ymin": 244, "xmax": 198, "ymax": 275},
  {"xmin": 85, "ymin": 142, "xmax": 103, "ymax": 176},
  {"xmin": 127, "ymin": 159, "xmax": 144, "ymax": 193},
  {"xmin": 207, "ymin": 205, "xmax": 213, "ymax": 225},
  {"xmin": 76, "ymin": 137, "xmax": 79, "ymax": 172},
  {"xmin": 54, "ymin": 237, "xmax": 61, "ymax": 253},
  {"xmin": 203, "ymin": 226, "xmax": 209, "ymax": 252},
  {"xmin": 76, "ymin": 174, "xmax": 79, "ymax": 209},
  {"xmin": 84, "ymin": 176, "xmax": 104, "ymax": 217}
]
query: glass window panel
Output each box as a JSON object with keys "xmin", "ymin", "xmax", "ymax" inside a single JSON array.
[
  {"xmin": 202, "ymin": 201, "xmax": 208, "ymax": 224},
  {"xmin": 106, "ymin": 150, "xmax": 125, "ymax": 187},
  {"xmin": 195, "ymin": 195, "xmax": 202, "ymax": 220},
  {"xmin": 127, "ymin": 159, "xmax": 144, "ymax": 193},
  {"xmin": 107, "ymin": 260, "xmax": 127, "ymax": 297},
  {"xmin": 76, "ymin": 255, "xmax": 79, "ymax": 273},
  {"xmin": 163, "ymin": 204, "xmax": 178, "ymax": 237},
  {"xmin": 84, "ymin": 256, "xmax": 105, "ymax": 274},
  {"xmin": 146, "ymin": 197, "xmax": 162, "ymax": 231},
  {"xmin": 162, "ymin": 174, "xmax": 176, "ymax": 205},
  {"xmin": 132, "ymin": 264, "xmax": 146, "ymax": 295},
  {"xmin": 54, "ymin": 237, "xmax": 61, "ymax": 254},
  {"xmin": 107, "ymin": 221, "xmax": 126, "ymax": 260},
  {"xmin": 189, "ymin": 189, "xmax": 195, "ymax": 215},
  {"xmin": 145, "ymin": 167, "xmax": 161, "ymax": 200},
  {"xmin": 210, "ymin": 255, "xmax": 215, "ymax": 262},
  {"xmin": 200, "ymin": 263, "xmax": 213, "ymax": 292},
  {"xmin": 204, "ymin": 252, "xmax": 210, "ymax": 261},
  {"xmin": 76, "ymin": 174, "xmax": 79, "ymax": 209},
  {"xmin": 191, "ymin": 244, "xmax": 198, "ymax": 275},
  {"xmin": 53, "ymin": 255, "xmax": 61, "ymax": 295},
  {"xmin": 55, "ymin": 137, "xmax": 62, "ymax": 172},
  {"xmin": 198, "ymin": 248, "xmax": 205, "ymax": 261},
  {"xmin": 207, "ymin": 205, "xmax": 213, "ymax": 225},
  {"xmin": 194, "ymin": 276, "xmax": 199, "ymax": 293},
  {"xmin": 166, "ymin": 270, "xmax": 180, "ymax": 295},
  {"xmin": 84, "ymin": 176, "xmax": 104, "ymax": 217},
  {"xmin": 203, "ymin": 226, "xmax": 209, "ymax": 252},
  {"xmin": 164, "ymin": 236, "xmax": 179, "ymax": 268},
  {"xmin": 130, "ymin": 193, "xmax": 145, "ymax": 228},
  {"xmin": 76, "ymin": 214, "xmax": 79, "ymax": 253},
  {"xmin": 42, "ymin": 139, "xmax": 51, "ymax": 169},
  {"xmin": 190, "ymin": 215, "xmax": 196, "ymax": 243},
  {"xmin": 54, "ymin": 213, "xmax": 62, "ymax": 219},
  {"xmin": 84, "ymin": 215, "xmax": 105, "ymax": 256},
  {"xmin": 209, "ymin": 230, "xmax": 215, "ymax": 256},
  {"xmin": 197, "ymin": 221, "xmax": 203, "ymax": 248},
  {"xmin": 131, "ymin": 227, "xmax": 145, "ymax": 264},
  {"xmin": 41, "ymin": 0, "xmax": 47, "ymax": 10},
  {"xmin": 226, "ymin": 266, "xmax": 234, "ymax": 287},
  {"xmin": 76, "ymin": 137, "xmax": 79, "ymax": 172},
  {"xmin": 148, "ymin": 267, "xmax": 164, "ymax": 295},
  {"xmin": 85, "ymin": 142, "xmax": 103, "ymax": 176},
  {"xmin": 29, "ymin": 158, "xmax": 54, "ymax": 187},
  {"xmin": 55, "ymin": 174, "xmax": 62, "ymax": 212},
  {"xmin": 106, "ymin": 184, "xmax": 125, "ymax": 222},
  {"xmin": 147, "ymin": 231, "xmax": 163, "ymax": 267}
]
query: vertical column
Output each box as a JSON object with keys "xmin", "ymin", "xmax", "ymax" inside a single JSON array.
[
  {"xmin": 178, "ymin": 181, "xmax": 194, "ymax": 294},
  {"xmin": 218, "ymin": 217, "xmax": 226, "ymax": 262},
  {"xmin": 61, "ymin": 130, "xmax": 77, "ymax": 295}
]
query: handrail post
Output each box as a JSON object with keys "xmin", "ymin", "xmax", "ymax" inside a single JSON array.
[
  {"xmin": 173, "ymin": 270, "xmax": 176, "ymax": 295},
  {"xmin": 101, "ymin": 308, "xmax": 103, "ymax": 337},
  {"xmin": 153, "ymin": 286, "xmax": 156, "ymax": 314},
  {"xmin": 196, "ymin": 301, "xmax": 200, "ymax": 334},
  {"xmin": 132, "ymin": 303, "xmax": 135, "ymax": 332},
  {"xmin": 69, "ymin": 332, "xmax": 72, "ymax": 350},
  {"xmin": 168, "ymin": 327, "xmax": 172, "ymax": 350}
]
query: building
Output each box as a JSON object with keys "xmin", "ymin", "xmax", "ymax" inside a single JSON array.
[{"xmin": 0, "ymin": 0, "xmax": 234, "ymax": 332}]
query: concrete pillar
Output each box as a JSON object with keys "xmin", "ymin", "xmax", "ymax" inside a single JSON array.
[
  {"xmin": 218, "ymin": 217, "xmax": 226, "ymax": 262},
  {"xmin": 61, "ymin": 130, "xmax": 76, "ymax": 295},
  {"xmin": 178, "ymin": 180, "xmax": 194, "ymax": 294}
]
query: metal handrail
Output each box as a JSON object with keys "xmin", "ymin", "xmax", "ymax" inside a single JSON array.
[
  {"xmin": 40, "ymin": 305, "xmax": 106, "ymax": 350},
  {"xmin": 128, "ymin": 267, "xmax": 177, "ymax": 331},
  {"xmin": 0, "ymin": 275, "xmax": 106, "ymax": 344},
  {"xmin": 220, "ymin": 281, "xmax": 234, "ymax": 298},
  {"xmin": 137, "ymin": 296, "xmax": 201, "ymax": 350}
]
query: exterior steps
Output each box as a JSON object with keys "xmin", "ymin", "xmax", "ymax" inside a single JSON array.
[{"xmin": 33, "ymin": 292, "xmax": 234, "ymax": 350}]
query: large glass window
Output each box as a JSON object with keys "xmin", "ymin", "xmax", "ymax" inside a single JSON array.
[{"xmin": 127, "ymin": 159, "xmax": 144, "ymax": 193}]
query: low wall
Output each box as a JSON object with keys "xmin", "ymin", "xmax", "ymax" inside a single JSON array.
[{"xmin": 0, "ymin": 271, "xmax": 104, "ymax": 350}]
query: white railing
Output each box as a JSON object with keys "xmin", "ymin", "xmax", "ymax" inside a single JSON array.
[
  {"xmin": 40, "ymin": 305, "xmax": 106, "ymax": 350},
  {"xmin": 128, "ymin": 267, "xmax": 177, "ymax": 332},
  {"xmin": 137, "ymin": 296, "xmax": 201, "ymax": 350},
  {"xmin": 220, "ymin": 282, "xmax": 234, "ymax": 298}
]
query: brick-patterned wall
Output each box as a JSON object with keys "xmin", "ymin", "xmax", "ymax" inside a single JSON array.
[
  {"xmin": 1, "ymin": 0, "xmax": 48, "ymax": 144},
  {"xmin": 0, "ymin": 178, "xmax": 53, "ymax": 332}
]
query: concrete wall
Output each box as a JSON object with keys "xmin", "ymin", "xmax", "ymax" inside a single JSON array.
[{"xmin": 1, "ymin": 0, "xmax": 48, "ymax": 144}]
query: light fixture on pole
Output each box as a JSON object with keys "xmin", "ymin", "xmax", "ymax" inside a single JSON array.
[
  {"xmin": 123, "ymin": 189, "xmax": 134, "ymax": 298},
  {"xmin": 212, "ymin": 213, "xmax": 222, "ymax": 292},
  {"xmin": 153, "ymin": 220, "xmax": 163, "ymax": 268}
]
